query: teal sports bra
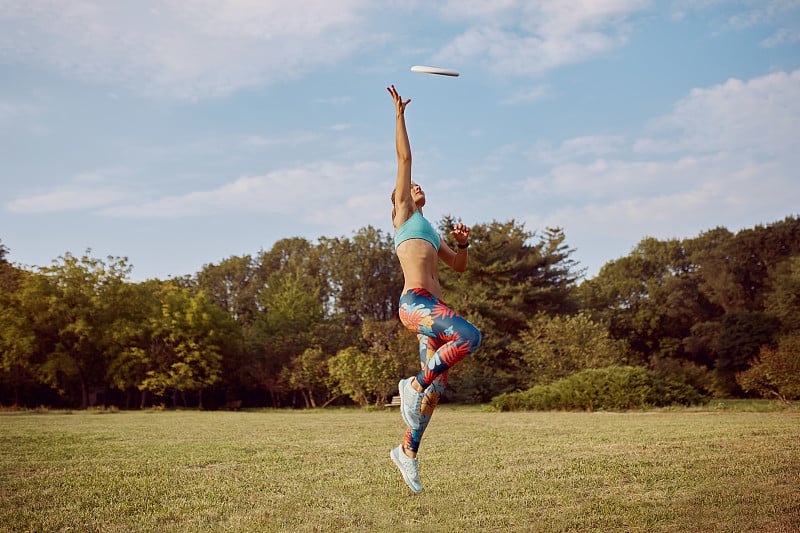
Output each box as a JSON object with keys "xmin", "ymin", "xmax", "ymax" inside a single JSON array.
[{"xmin": 394, "ymin": 211, "xmax": 441, "ymax": 251}]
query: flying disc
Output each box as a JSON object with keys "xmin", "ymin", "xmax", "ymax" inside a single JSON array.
[{"xmin": 410, "ymin": 65, "xmax": 460, "ymax": 77}]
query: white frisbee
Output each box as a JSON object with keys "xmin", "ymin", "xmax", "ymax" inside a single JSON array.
[{"xmin": 410, "ymin": 65, "xmax": 460, "ymax": 77}]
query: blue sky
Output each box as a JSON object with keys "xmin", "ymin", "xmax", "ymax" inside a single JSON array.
[{"xmin": 2, "ymin": 0, "xmax": 799, "ymax": 281}]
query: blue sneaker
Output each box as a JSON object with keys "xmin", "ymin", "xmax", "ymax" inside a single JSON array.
[
  {"xmin": 398, "ymin": 377, "xmax": 424, "ymax": 430},
  {"xmin": 390, "ymin": 445, "xmax": 422, "ymax": 493}
]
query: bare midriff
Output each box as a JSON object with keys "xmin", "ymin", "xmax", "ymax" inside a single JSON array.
[{"xmin": 396, "ymin": 238, "xmax": 443, "ymax": 300}]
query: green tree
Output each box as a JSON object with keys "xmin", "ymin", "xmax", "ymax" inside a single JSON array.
[
  {"xmin": 690, "ymin": 217, "xmax": 800, "ymax": 312},
  {"xmin": 13, "ymin": 252, "xmax": 133, "ymax": 407},
  {"xmin": 282, "ymin": 346, "xmax": 338, "ymax": 408},
  {"xmin": 246, "ymin": 238, "xmax": 328, "ymax": 405},
  {"xmin": 319, "ymin": 226, "xmax": 402, "ymax": 326},
  {"xmin": 764, "ymin": 256, "xmax": 800, "ymax": 335},
  {"xmin": 328, "ymin": 346, "xmax": 398, "ymax": 407},
  {"xmin": 581, "ymin": 237, "xmax": 719, "ymax": 365},
  {"xmin": 439, "ymin": 220, "xmax": 581, "ymax": 401},
  {"xmin": 510, "ymin": 312, "xmax": 629, "ymax": 387},
  {"xmin": 105, "ymin": 280, "xmax": 161, "ymax": 408},
  {"xmin": 138, "ymin": 283, "xmax": 231, "ymax": 408},
  {"xmin": 713, "ymin": 310, "xmax": 780, "ymax": 396},
  {"xmin": 196, "ymin": 255, "xmax": 260, "ymax": 327},
  {"xmin": 0, "ymin": 268, "xmax": 44, "ymax": 405}
]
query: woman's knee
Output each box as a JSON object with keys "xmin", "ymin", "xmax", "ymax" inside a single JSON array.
[{"xmin": 462, "ymin": 322, "xmax": 482, "ymax": 351}]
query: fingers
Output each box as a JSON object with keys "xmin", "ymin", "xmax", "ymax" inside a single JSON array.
[
  {"xmin": 450, "ymin": 223, "xmax": 470, "ymax": 242},
  {"xmin": 387, "ymin": 85, "xmax": 411, "ymax": 109}
]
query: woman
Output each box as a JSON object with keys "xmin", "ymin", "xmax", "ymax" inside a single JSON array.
[{"xmin": 387, "ymin": 85, "xmax": 482, "ymax": 493}]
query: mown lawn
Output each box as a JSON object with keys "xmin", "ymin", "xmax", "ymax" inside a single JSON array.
[{"xmin": 1, "ymin": 403, "xmax": 798, "ymax": 532}]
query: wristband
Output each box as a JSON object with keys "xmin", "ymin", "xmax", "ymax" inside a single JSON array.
[{"xmin": 457, "ymin": 242, "xmax": 470, "ymax": 249}]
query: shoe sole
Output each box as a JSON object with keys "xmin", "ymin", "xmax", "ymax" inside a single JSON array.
[
  {"xmin": 398, "ymin": 378, "xmax": 421, "ymax": 430},
  {"xmin": 390, "ymin": 447, "xmax": 422, "ymax": 493}
]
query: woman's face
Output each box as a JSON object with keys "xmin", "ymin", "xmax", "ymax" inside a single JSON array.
[{"xmin": 411, "ymin": 182, "xmax": 426, "ymax": 206}]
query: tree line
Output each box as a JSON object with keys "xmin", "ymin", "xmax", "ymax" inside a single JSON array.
[{"xmin": 1, "ymin": 215, "xmax": 798, "ymax": 409}]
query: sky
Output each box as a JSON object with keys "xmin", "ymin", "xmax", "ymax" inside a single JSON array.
[{"xmin": 1, "ymin": 0, "xmax": 799, "ymax": 282}]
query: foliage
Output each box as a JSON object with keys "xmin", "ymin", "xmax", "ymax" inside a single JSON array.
[
  {"xmin": 712, "ymin": 310, "xmax": 781, "ymax": 396},
  {"xmin": 0, "ymin": 252, "xmax": 133, "ymax": 407},
  {"xmin": 439, "ymin": 220, "xmax": 581, "ymax": 400},
  {"xmin": 737, "ymin": 333, "xmax": 800, "ymax": 403},
  {"xmin": 135, "ymin": 283, "xmax": 231, "ymax": 407},
  {"xmin": 491, "ymin": 366, "xmax": 707, "ymax": 411},
  {"xmin": 327, "ymin": 346, "xmax": 398, "ymax": 407},
  {"xmin": 581, "ymin": 216, "xmax": 800, "ymax": 399},
  {"xmin": 510, "ymin": 311, "xmax": 629, "ymax": 387},
  {"xmin": 580, "ymin": 237, "xmax": 719, "ymax": 366},
  {"xmin": 282, "ymin": 346, "xmax": 333, "ymax": 408},
  {"xmin": 1, "ymin": 215, "xmax": 798, "ymax": 408},
  {"xmin": 196, "ymin": 255, "xmax": 260, "ymax": 327},
  {"xmin": 764, "ymin": 256, "xmax": 800, "ymax": 334},
  {"xmin": 318, "ymin": 226, "xmax": 401, "ymax": 326}
]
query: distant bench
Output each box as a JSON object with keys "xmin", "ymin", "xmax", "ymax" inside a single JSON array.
[
  {"xmin": 385, "ymin": 395, "xmax": 401, "ymax": 408},
  {"xmin": 223, "ymin": 400, "xmax": 242, "ymax": 411}
]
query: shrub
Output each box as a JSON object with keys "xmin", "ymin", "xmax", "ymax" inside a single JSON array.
[
  {"xmin": 491, "ymin": 366, "xmax": 706, "ymax": 411},
  {"xmin": 736, "ymin": 333, "xmax": 800, "ymax": 403}
]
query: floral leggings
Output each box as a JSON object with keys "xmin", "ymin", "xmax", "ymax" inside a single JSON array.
[{"xmin": 398, "ymin": 288, "xmax": 482, "ymax": 452}]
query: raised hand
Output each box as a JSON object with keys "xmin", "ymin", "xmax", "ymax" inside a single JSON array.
[{"xmin": 387, "ymin": 85, "xmax": 411, "ymax": 115}]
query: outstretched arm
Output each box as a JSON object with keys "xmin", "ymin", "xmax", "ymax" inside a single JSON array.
[{"xmin": 388, "ymin": 85, "xmax": 413, "ymax": 228}]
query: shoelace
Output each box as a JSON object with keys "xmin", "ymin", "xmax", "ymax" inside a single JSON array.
[{"xmin": 411, "ymin": 386, "xmax": 424, "ymax": 416}]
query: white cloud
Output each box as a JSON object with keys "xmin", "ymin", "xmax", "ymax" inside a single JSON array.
[
  {"xmin": 241, "ymin": 132, "xmax": 319, "ymax": 147},
  {"xmin": 5, "ymin": 169, "xmax": 134, "ymax": 213},
  {"xmin": 761, "ymin": 27, "xmax": 800, "ymax": 47},
  {"xmin": 434, "ymin": 0, "xmax": 650, "ymax": 76},
  {"xmin": 725, "ymin": 0, "xmax": 800, "ymax": 30},
  {"xmin": 533, "ymin": 135, "xmax": 627, "ymax": 164},
  {"xmin": 502, "ymin": 84, "xmax": 549, "ymax": 105},
  {"xmin": 636, "ymin": 70, "xmax": 800, "ymax": 156},
  {"xmin": 671, "ymin": 0, "xmax": 800, "ymax": 45},
  {"xmin": 0, "ymin": 100, "xmax": 39, "ymax": 120},
  {"xmin": 100, "ymin": 160, "xmax": 391, "ymax": 231},
  {"xmin": 7, "ymin": 187, "xmax": 127, "ymax": 214},
  {"xmin": 0, "ymin": 0, "xmax": 378, "ymax": 100},
  {"xmin": 520, "ymin": 69, "xmax": 800, "ymax": 273}
]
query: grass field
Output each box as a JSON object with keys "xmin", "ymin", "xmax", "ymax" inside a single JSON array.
[{"xmin": 1, "ymin": 403, "xmax": 798, "ymax": 532}]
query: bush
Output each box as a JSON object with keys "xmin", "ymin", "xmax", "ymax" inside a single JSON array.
[
  {"xmin": 491, "ymin": 366, "xmax": 707, "ymax": 411},
  {"xmin": 736, "ymin": 333, "xmax": 800, "ymax": 403}
]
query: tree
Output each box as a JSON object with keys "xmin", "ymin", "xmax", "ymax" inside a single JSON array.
[
  {"xmin": 764, "ymin": 256, "xmax": 800, "ymax": 335},
  {"xmin": 105, "ymin": 280, "xmax": 161, "ymax": 408},
  {"xmin": 282, "ymin": 346, "xmax": 336, "ymax": 408},
  {"xmin": 196, "ymin": 255, "xmax": 260, "ymax": 327},
  {"xmin": 328, "ymin": 346, "xmax": 398, "ymax": 407},
  {"xmin": 737, "ymin": 333, "xmax": 800, "ymax": 403},
  {"xmin": 0, "ymin": 268, "xmax": 44, "ymax": 406},
  {"xmin": 241, "ymin": 238, "xmax": 329, "ymax": 405},
  {"xmin": 713, "ymin": 310, "xmax": 780, "ymax": 396},
  {"xmin": 690, "ymin": 216, "xmax": 800, "ymax": 312},
  {"xmin": 510, "ymin": 312, "xmax": 629, "ymax": 387},
  {"xmin": 20, "ymin": 252, "xmax": 133, "ymax": 407},
  {"xmin": 137, "ymin": 283, "xmax": 231, "ymax": 408},
  {"xmin": 318, "ymin": 226, "xmax": 402, "ymax": 326},
  {"xmin": 581, "ymin": 237, "xmax": 720, "ymax": 363},
  {"xmin": 438, "ymin": 220, "xmax": 582, "ymax": 401}
]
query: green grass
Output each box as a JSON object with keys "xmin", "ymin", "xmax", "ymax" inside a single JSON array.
[{"xmin": 1, "ymin": 404, "xmax": 798, "ymax": 532}]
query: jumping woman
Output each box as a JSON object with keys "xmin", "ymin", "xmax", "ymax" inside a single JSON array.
[{"xmin": 387, "ymin": 85, "xmax": 482, "ymax": 493}]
